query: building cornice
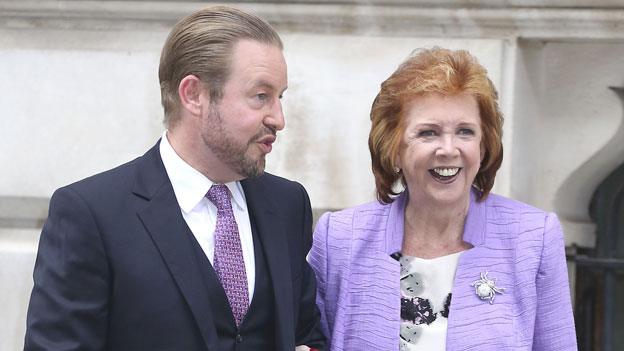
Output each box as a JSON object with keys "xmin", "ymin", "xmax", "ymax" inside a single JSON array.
[{"xmin": 1, "ymin": 1, "xmax": 624, "ymax": 40}]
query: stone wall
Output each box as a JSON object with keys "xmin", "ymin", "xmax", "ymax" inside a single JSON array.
[{"xmin": 2, "ymin": 1, "xmax": 624, "ymax": 349}]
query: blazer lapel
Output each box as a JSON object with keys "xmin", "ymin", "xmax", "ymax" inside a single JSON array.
[
  {"xmin": 241, "ymin": 177, "xmax": 295, "ymax": 350},
  {"xmin": 133, "ymin": 142, "xmax": 219, "ymax": 350},
  {"xmin": 447, "ymin": 193, "xmax": 513, "ymax": 348}
]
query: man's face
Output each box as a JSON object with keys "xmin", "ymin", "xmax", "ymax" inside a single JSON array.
[{"xmin": 200, "ymin": 39, "xmax": 287, "ymax": 179}]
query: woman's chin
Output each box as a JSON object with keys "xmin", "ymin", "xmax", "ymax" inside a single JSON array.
[{"xmin": 420, "ymin": 186, "xmax": 471, "ymax": 207}]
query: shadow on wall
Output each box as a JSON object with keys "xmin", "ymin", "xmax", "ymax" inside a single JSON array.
[{"xmin": 554, "ymin": 86, "xmax": 624, "ymax": 223}]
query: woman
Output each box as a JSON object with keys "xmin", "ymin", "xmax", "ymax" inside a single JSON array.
[{"xmin": 308, "ymin": 48, "xmax": 577, "ymax": 350}]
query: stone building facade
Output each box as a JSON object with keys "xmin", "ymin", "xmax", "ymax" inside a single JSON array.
[{"xmin": 2, "ymin": 0, "xmax": 624, "ymax": 349}]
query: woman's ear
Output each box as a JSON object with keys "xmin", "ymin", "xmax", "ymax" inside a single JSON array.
[
  {"xmin": 393, "ymin": 155, "xmax": 402, "ymax": 174},
  {"xmin": 178, "ymin": 74, "xmax": 206, "ymax": 117}
]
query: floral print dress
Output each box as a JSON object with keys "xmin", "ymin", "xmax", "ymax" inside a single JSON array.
[{"xmin": 391, "ymin": 251, "xmax": 462, "ymax": 351}]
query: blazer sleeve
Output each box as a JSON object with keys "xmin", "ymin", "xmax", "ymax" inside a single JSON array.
[
  {"xmin": 294, "ymin": 184, "xmax": 326, "ymax": 350},
  {"xmin": 307, "ymin": 212, "xmax": 332, "ymax": 345},
  {"xmin": 532, "ymin": 213, "xmax": 577, "ymax": 350},
  {"xmin": 24, "ymin": 187, "xmax": 110, "ymax": 351}
]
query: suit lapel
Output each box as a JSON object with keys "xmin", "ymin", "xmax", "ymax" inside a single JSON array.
[
  {"xmin": 242, "ymin": 177, "xmax": 295, "ymax": 349},
  {"xmin": 133, "ymin": 142, "xmax": 219, "ymax": 350}
]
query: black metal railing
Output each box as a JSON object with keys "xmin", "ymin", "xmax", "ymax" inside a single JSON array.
[{"xmin": 568, "ymin": 247, "xmax": 624, "ymax": 351}]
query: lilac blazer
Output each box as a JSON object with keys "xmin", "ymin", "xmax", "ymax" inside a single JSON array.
[{"xmin": 308, "ymin": 191, "xmax": 577, "ymax": 350}]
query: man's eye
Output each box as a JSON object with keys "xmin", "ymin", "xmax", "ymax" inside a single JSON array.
[{"xmin": 256, "ymin": 93, "xmax": 268, "ymax": 101}]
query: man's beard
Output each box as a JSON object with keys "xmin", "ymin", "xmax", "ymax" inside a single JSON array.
[{"xmin": 200, "ymin": 104, "xmax": 273, "ymax": 179}]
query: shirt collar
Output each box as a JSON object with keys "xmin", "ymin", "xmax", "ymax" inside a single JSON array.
[{"xmin": 159, "ymin": 131, "xmax": 246, "ymax": 213}]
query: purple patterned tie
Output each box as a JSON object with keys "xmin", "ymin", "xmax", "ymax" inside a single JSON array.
[{"xmin": 206, "ymin": 184, "xmax": 249, "ymax": 326}]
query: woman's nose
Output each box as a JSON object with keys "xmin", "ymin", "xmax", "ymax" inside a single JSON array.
[{"xmin": 436, "ymin": 134, "xmax": 459, "ymax": 157}]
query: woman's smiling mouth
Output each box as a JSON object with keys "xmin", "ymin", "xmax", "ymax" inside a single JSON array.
[{"xmin": 429, "ymin": 167, "xmax": 461, "ymax": 183}]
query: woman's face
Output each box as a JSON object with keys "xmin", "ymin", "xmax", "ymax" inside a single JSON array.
[{"xmin": 397, "ymin": 93, "xmax": 484, "ymax": 207}]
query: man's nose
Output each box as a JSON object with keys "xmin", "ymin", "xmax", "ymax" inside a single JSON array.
[{"xmin": 267, "ymin": 99, "xmax": 285, "ymax": 131}]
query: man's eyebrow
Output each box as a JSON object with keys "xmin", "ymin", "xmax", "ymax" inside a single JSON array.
[
  {"xmin": 251, "ymin": 80, "xmax": 287, "ymax": 95},
  {"xmin": 251, "ymin": 80, "xmax": 275, "ymax": 90}
]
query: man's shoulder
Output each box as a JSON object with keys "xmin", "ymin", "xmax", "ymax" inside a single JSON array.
[
  {"xmin": 64, "ymin": 156, "xmax": 140, "ymax": 194},
  {"xmin": 58, "ymin": 144, "xmax": 160, "ymax": 201},
  {"xmin": 242, "ymin": 172, "xmax": 307, "ymax": 201},
  {"xmin": 248, "ymin": 171, "xmax": 301, "ymax": 190}
]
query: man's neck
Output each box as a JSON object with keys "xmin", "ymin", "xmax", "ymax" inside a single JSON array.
[{"xmin": 165, "ymin": 128, "xmax": 242, "ymax": 184}]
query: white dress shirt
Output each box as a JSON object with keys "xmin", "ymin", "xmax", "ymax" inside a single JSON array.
[{"xmin": 159, "ymin": 131, "xmax": 255, "ymax": 302}]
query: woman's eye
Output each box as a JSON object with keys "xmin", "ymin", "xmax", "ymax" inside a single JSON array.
[
  {"xmin": 418, "ymin": 130, "xmax": 436, "ymax": 137},
  {"xmin": 458, "ymin": 128, "xmax": 474, "ymax": 136}
]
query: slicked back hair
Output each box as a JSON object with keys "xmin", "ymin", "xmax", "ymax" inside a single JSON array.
[{"xmin": 159, "ymin": 6, "xmax": 283, "ymax": 127}]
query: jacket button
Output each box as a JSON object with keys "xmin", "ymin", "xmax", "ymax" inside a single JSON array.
[{"xmin": 235, "ymin": 334, "xmax": 243, "ymax": 343}]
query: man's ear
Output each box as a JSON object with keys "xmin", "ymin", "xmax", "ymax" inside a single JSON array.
[{"xmin": 178, "ymin": 74, "xmax": 206, "ymax": 116}]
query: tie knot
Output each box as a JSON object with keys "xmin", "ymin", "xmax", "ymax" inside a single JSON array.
[{"xmin": 205, "ymin": 184, "xmax": 232, "ymax": 212}]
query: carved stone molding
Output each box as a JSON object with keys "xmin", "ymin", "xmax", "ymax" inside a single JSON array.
[
  {"xmin": 1, "ymin": 1, "xmax": 624, "ymax": 40},
  {"xmin": 0, "ymin": 196, "xmax": 49, "ymax": 229}
]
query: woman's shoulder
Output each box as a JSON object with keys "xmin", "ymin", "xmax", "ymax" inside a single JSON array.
[
  {"xmin": 324, "ymin": 199, "xmax": 392, "ymax": 220},
  {"xmin": 482, "ymin": 193, "xmax": 560, "ymax": 233},
  {"xmin": 485, "ymin": 192, "xmax": 551, "ymax": 216},
  {"xmin": 315, "ymin": 199, "xmax": 394, "ymax": 236}
]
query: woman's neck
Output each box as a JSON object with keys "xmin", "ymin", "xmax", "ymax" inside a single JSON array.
[{"xmin": 401, "ymin": 195, "xmax": 472, "ymax": 259}]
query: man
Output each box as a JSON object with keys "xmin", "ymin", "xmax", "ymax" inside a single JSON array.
[{"xmin": 24, "ymin": 6, "xmax": 324, "ymax": 351}]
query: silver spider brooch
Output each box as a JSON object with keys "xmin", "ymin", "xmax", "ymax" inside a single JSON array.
[{"xmin": 471, "ymin": 271, "xmax": 505, "ymax": 304}]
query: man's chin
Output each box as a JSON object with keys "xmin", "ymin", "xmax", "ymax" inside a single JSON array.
[{"xmin": 239, "ymin": 158, "xmax": 265, "ymax": 179}]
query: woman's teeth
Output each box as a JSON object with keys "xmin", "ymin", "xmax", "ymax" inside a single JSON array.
[{"xmin": 433, "ymin": 167, "xmax": 459, "ymax": 177}]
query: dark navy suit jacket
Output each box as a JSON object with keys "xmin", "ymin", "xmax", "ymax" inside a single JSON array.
[{"xmin": 24, "ymin": 141, "xmax": 324, "ymax": 351}]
